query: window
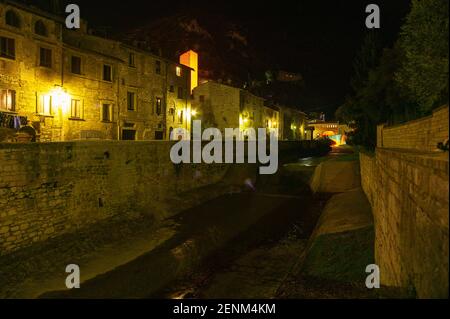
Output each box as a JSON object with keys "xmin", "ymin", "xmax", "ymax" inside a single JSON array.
[
  {"xmin": 70, "ymin": 99, "xmax": 83, "ymax": 119},
  {"xmin": 5, "ymin": 10, "xmax": 20, "ymax": 28},
  {"xmin": 178, "ymin": 110, "xmax": 183, "ymax": 124},
  {"xmin": 176, "ymin": 66, "xmax": 181, "ymax": 77},
  {"xmin": 122, "ymin": 129, "xmax": 136, "ymax": 140},
  {"xmin": 0, "ymin": 37, "xmax": 15, "ymax": 60},
  {"xmin": 177, "ymin": 87, "xmax": 183, "ymax": 99},
  {"xmin": 103, "ymin": 64, "xmax": 112, "ymax": 81},
  {"xmin": 34, "ymin": 20, "xmax": 47, "ymax": 36},
  {"xmin": 169, "ymin": 85, "xmax": 174, "ymax": 92},
  {"xmin": 37, "ymin": 94, "xmax": 52, "ymax": 115},
  {"xmin": 199, "ymin": 95, "xmax": 205, "ymax": 103},
  {"xmin": 154, "ymin": 131, "xmax": 164, "ymax": 140},
  {"xmin": 71, "ymin": 56, "xmax": 81, "ymax": 74},
  {"xmin": 102, "ymin": 103, "xmax": 112, "ymax": 122},
  {"xmin": 155, "ymin": 97, "xmax": 162, "ymax": 115},
  {"xmin": 39, "ymin": 47, "xmax": 52, "ymax": 68},
  {"xmin": 0, "ymin": 89, "xmax": 16, "ymax": 111},
  {"xmin": 129, "ymin": 53, "xmax": 135, "ymax": 67},
  {"xmin": 127, "ymin": 92, "xmax": 136, "ymax": 111},
  {"xmin": 155, "ymin": 60, "xmax": 161, "ymax": 74}
]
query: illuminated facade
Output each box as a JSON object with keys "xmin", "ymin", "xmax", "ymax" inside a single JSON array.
[
  {"xmin": 278, "ymin": 104, "xmax": 308, "ymax": 141},
  {"xmin": 0, "ymin": 1, "xmax": 191, "ymax": 141},
  {"xmin": 308, "ymin": 121, "xmax": 352, "ymax": 145},
  {"xmin": 192, "ymin": 81, "xmax": 307, "ymax": 140},
  {"xmin": 179, "ymin": 50, "xmax": 198, "ymax": 93}
]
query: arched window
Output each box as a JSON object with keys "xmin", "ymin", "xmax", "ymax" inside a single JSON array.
[
  {"xmin": 5, "ymin": 10, "xmax": 21, "ymax": 28},
  {"xmin": 34, "ymin": 20, "xmax": 48, "ymax": 36}
]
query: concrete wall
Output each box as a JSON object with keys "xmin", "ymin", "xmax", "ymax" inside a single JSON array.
[
  {"xmin": 0, "ymin": 141, "xmax": 230, "ymax": 255},
  {"xmin": 360, "ymin": 149, "xmax": 448, "ymax": 298},
  {"xmin": 377, "ymin": 105, "xmax": 449, "ymax": 151}
]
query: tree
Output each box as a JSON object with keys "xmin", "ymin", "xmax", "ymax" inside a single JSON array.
[
  {"xmin": 395, "ymin": 0, "xmax": 449, "ymax": 113},
  {"xmin": 350, "ymin": 32, "xmax": 383, "ymax": 93}
]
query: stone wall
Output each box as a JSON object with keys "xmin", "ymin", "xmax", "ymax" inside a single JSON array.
[
  {"xmin": 0, "ymin": 141, "xmax": 230, "ymax": 255},
  {"xmin": 377, "ymin": 105, "xmax": 449, "ymax": 151},
  {"xmin": 360, "ymin": 149, "xmax": 448, "ymax": 298}
]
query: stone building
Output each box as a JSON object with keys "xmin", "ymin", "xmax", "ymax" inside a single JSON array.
[
  {"xmin": 192, "ymin": 81, "xmax": 308, "ymax": 140},
  {"xmin": 278, "ymin": 104, "xmax": 308, "ymax": 141},
  {"xmin": 0, "ymin": 0, "xmax": 192, "ymax": 142},
  {"xmin": 192, "ymin": 81, "xmax": 265, "ymax": 137}
]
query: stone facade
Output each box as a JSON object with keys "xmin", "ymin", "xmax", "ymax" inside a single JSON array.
[
  {"xmin": 0, "ymin": 1, "xmax": 191, "ymax": 142},
  {"xmin": 279, "ymin": 105, "xmax": 308, "ymax": 141},
  {"xmin": 0, "ymin": 141, "xmax": 230, "ymax": 254},
  {"xmin": 360, "ymin": 148, "xmax": 449, "ymax": 298},
  {"xmin": 377, "ymin": 105, "xmax": 449, "ymax": 151},
  {"xmin": 192, "ymin": 81, "xmax": 307, "ymax": 140},
  {"xmin": 360, "ymin": 106, "xmax": 449, "ymax": 298}
]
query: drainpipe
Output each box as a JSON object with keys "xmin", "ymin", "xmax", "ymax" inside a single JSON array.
[
  {"xmin": 185, "ymin": 70, "xmax": 189, "ymax": 133},
  {"xmin": 60, "ymin": 24, "xmax": 65, "ymax": 141},
  {"xmin": 117, "ymin": 60, "xmax": 121, "ymax": 140},
  {"xmin": 163, "ymin": 61, "xmax": 168, "ymax": 140}
]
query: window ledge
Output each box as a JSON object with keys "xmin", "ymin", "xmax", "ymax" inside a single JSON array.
[
  {"xmin": 36, "ymin": 114, "xmax": 53, "ymax": 118},
  {"xmin": 101, "ymin": 120, "xmax": 113, "ymax": 123},
  {"xmin": 0, "ymin": 110, "xmax": 18, "ymax": 114},
  {"xmin": 69, "ymin": 117, "xmax": 85, "ymax": 121},
  {"xmin": 0, "ymin": 56, "xmax": 16, "ymax": 61}
]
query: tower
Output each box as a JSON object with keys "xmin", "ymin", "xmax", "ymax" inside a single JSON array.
[{"xmin": 179, "ymin": 50, "xmax": 198, "ymax": 93}]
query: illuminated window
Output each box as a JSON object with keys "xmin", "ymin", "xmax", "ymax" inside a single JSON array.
[
  {"xmin": 176, "ymin": 66, "xmax": 181, "ymax": 77},
  {"xmin": 37, "ymin": 94, "xmax": 52, "ymax": 115},
  {"xmin": 0, "ymin": 36, "xmax": 15, "ymax": 60},
  {"xmin": 71, "ymin": 56, "xmax": 81, "ymax": 74},
  {"xmin": 155, "ymin": 97, "xmax": 162, "ymax": 115},
  {"xmin": 101, "ymin": 103, "xmax": 112, "ymax": 122},
  {"xmin": 103, "ymin": 64, "xmax": 112, "ymax": 81},
  {"xmin": 127, "ymin": 92, "xmax": 136, "ymax": 111},
  {"xmin": 70, "ymin": 99, "xmax": 83, "ymax": 119},
  {"xmin": 0, "ymin": 89, "xmax": 16, "ymax": 112},
  {"xmin": 5, "ymin": 10, "xmax": 21, "ymax": 28},
  {"xmin": 39, "ymin": 47, "xmax": 52, "ymax": 68}
]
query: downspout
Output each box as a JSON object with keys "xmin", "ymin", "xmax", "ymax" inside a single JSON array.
[
  {"xmin": 163, "ymin": 61, "xmax": 168, "ymax": 140},
  {"xmin": 60, "ymin": 24, "xmax": 65, "ymax": 141},
  {"xmin": 117, "ymin": 58, "xmax": 121, "ymax": 140},
  {"xmin": 185, "ymin": 69, "xmax": 189, "ymax": 133}
]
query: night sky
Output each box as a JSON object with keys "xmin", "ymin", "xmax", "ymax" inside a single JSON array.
[{"xmin": 60, "ymin": 0, "xmax": 411, "ymax": 117}]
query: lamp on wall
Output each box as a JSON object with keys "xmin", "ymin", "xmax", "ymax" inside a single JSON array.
[{"xmin": 50, "ymin": 85, "xmax": 70, "ymax": 114}]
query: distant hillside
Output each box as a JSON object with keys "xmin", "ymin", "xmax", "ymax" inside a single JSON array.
[{"xmin": 118, "ymin": 12, "xmax": 269, "ymax": 88}]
